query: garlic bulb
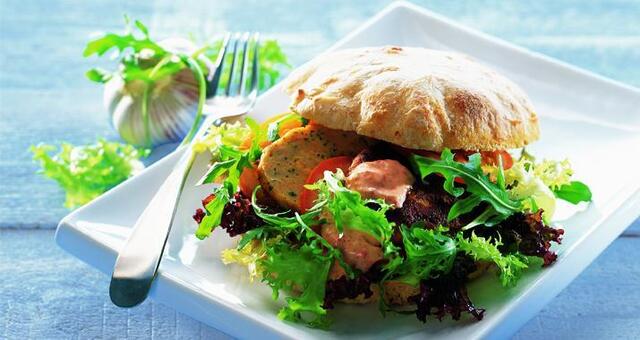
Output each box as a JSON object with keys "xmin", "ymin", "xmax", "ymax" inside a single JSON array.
[{"xmin": 103, "ymin": 38, "xmax": 206, "ymax": 147}]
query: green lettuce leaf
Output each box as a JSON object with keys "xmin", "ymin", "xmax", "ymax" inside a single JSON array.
[
  {"xmin": 306, "ymin": 170, "xmax": 395, "ymax": 243},
  {"xmin": 389, "ymin": 225, "xmax": 457, "ymax": 286},
  {"xmin": 553, "ymin": 180, "xmax": 592, "ymax": 204},
  {"xmin": 194, "ymin": 118, "xmax": 265, "ymax": 239},
  {"xmin": 457, "ymin": 232, "xmax": 529, "ymax": 287},
  {"xmin": 410, "ymin": 149, "xmax": 521, "ymax": 221},
  {"xmin": 31, "ymin": 139, "xmax": 148, "ymax": 208},
  {"xmin": 260, "ymin": 243, "xmax": 332, "ymax": 328}
]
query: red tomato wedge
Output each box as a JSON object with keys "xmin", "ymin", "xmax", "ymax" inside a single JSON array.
[
  {"xmin": 299, "ymin": 156, "xmax": 353, "ymax": 212},
  {"xmin": 239, "ymin": 166, "xmax": 260, "ymax": 197},
  {"xmin": 480, "ymin": 150, "xmax": 514, "ymax": 170}
]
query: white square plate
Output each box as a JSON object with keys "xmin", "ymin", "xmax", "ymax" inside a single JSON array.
[{"xmin": 56, "ymin": 2, "xmax": 640, "ymax": 339}]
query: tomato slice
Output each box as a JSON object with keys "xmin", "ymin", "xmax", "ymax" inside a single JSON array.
[
  {"xmin": 481, "ymin": 150, "xmax": 513, "ymax": 170},
  {"xmin": 239, "ymin": 166, "xmax": 260, "ymax": 197},
  {"xmin": 299, "ymin": 156, "xmax": 353, "ymax": 212}
]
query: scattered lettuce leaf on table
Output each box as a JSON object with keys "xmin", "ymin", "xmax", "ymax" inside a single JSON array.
[{"xmin": 31, "ymin": 139, "xmax": 148, "ymax": 208}]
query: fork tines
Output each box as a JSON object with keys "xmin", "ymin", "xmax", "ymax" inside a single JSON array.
[{"xmin": 207, "ymin": 32, "xmax": 260, "ymax": 99}]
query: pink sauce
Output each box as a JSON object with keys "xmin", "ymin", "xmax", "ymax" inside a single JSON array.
[
  {"xmin": 321, "ymin": 223, "xmax": 382, "ymax": 274},
  {"xmin": 345, "ymin": 159, "xmax": 415, "ymax": 207}
]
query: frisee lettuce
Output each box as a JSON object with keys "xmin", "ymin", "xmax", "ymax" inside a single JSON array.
[
  {"xmin": 457, "ymin": 232, "xmax": 529, "ymax": 287},
  {"xmin": 378, "ymin": 224, "xmax": 533, "ymax": 289},
  {"xmin": 487, "ymin": 154, "xmax": 592, "ymax": 222},
  {"xmin": 390, "ymin": 225, "xmax": 457, "ymax": 286},
  {"xmin": 192, "ymin": 121, "xmax": 251, "ymax": 157},
  {"xmin": 30, "ymin": 139, "xmax": 148, "ymax": 208},
  {"xmin": 260, "ymin": 243, "xmax": 333, "ymax": 328},
  {"xmin": 306, "ymin": 170, "xmax": 395, "ymax": 242},
  {"xmin": 224, "ymin": 187, "xmax": 352, "ymax": 328},
  {"xmin": 221, "ymin": 240, "xmax": 265, "ymax": 281}
]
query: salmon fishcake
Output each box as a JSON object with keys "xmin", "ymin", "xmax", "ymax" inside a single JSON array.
[{"xmin": 257, "ymin": 124, "xmax": 372, "ymax": 211}]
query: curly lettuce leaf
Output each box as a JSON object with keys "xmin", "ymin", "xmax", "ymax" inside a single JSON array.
[
  {"xmin": 31, "ymin": 139, "xmax": 147, "ymax": 208},
  {"xmin": 410, "ymin": 149, "xmax": 521, "ymax": 221},
  {"xmin": 505, "ymin": 161, "xmax": 557, "ymax": 221},
  {"xmin": 306, "ymin": 170, "xmax": 395, "ymax": 243},
  {"xmin": 221, "ymin": 240, "xmax": 265, "ymax": 281},
  {"xmin": 192, "ymin": 121, "xmax": 251, "ymax": 157},
  {"xmin": 491, "ymin": 156, "xmax": 592, "ymax": 222},
  {"xmin": 388, "ymin": 225, "xmax": 457, "ymax": 286},
  {"xmin": 457, "ymin": 233, "xmax": 529, "ymax": 287},
  {"xmin": 260, "ymin": 243, "xmax": 332, "ymax": 328}
]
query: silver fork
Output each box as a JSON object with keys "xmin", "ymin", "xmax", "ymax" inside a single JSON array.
[{"xmin": 109, "ymin": 32, "xmax": 260, "ymax": 308}]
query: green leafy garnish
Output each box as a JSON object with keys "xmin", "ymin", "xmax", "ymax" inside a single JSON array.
[
  {"xmin": 553, "ymin": 181, "xmax": 592, "ymax": 204},
  {"xmin": 229, "ymin": 187, "xmax": 351, "ymax": 328},
  {"xmin": 485, "ymin": 154, "xmax": 592, "ymax": 221},
  {"xmin": 307, "ymin": 170, "xmax": 395, "ymax": 242},
  {"xmin": 195, "ymin": 118, "xmax": 264, "ymax": 239},
  {"xmin": 457, "ymin": 233, "xmax": 529, "ymax": 287},
  {"xmin": 411, "ymin": 149, "xmax": 521, "ymax": 222},
  {"xmin": 260, "ymin": 243, "xmax": 333, "ymax": 328},
  {"xmin": 380, "ymin": 224, "xmax": 531, "ymax": 288},
  {"xmin": 30, "ymin": 140, "xmax": 148, "ymax": 208},
  {"xmin": 389, "ymin": 225, "xmax": 457, "ymax": 286}
]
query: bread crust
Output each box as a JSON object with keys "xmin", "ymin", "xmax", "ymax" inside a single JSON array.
[{"xmin": 285, "ymin": 46, "xmax": 539, "ymax": 151}]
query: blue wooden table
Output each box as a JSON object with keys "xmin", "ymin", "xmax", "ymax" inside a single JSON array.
[{"xmin": 1, "ymin": 0, "xmax": 639, "ymax": 338}]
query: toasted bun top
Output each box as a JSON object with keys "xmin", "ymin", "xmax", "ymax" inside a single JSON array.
[{"xmin": 284, "ymin": 46, "xmax": 539, "ymax": 151}]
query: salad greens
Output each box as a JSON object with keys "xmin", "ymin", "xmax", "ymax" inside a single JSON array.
[
  {"xmin": 31, "ymin": 140, "xmax": 148, "ymax": 208},
  {"xmin": 195, "ymin": 118, "xmax": 265, "ymax": 239},
  {"xmin": 485, "ymin": 153, "xmax": 592, "ymax": 222},
  {"xmin": 456, "ymin": 232, "xmax": 529, "ymax": 287},
  {"xmin": 411, "ymin": 149, "xmax": 521, "ymax": 224},
  {"xmin": 306, "ymin": 170, "xmax": 395, "ymax": 242}
]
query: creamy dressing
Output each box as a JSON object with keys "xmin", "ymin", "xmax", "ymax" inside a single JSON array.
[
  {"xmin": 321, "ymin": 223, "xmax": 382, "ymax": 274},
  {"xmin": 346, "ymin": 159, "xmax": 415, "ymax": 207}
]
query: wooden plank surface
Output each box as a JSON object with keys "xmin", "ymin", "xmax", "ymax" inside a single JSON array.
[{"xmin": 1, "ymin": 0, "xmax": 639, "ymax": 339}]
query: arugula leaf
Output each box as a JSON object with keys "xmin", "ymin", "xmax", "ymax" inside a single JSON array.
[
  {"xmin": 553, "ymin": 181, "xmax": 592, "ymax": 204},
  {"xmin": 411, "ymin": 149, "xmax": 522, "ymax": 221},
  {"xmin": 195, "ymin": 184, "xmax": 231, "ymax": 239},
  {"xmin": 85, "ymin": 68, "xmax": 112, "ymax": 83},
  {"xmin": 30, "ymin": 139, "xmax": 148, "ymax": 209},
  {"xmin": 457, "ymin": 233, "xmax": 529, "ymax": 287}
]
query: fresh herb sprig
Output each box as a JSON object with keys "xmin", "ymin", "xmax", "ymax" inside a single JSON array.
[{"xmin": 411, "ymin": 149, "xmax": 521, "ymax": 225}]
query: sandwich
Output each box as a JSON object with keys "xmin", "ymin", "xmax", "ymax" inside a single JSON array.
[{"xmin": 191, "ymin": 46, "xmax": 592, "ymax": 327}]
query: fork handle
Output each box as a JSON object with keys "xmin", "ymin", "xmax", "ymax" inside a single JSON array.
[
  {"xmin": 109, "ymin": 144, "xmax": 195, "ymax": 307},
  {"xmin": 108, "ymin": 113, "xmax": 218, "ymax": 307}
]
